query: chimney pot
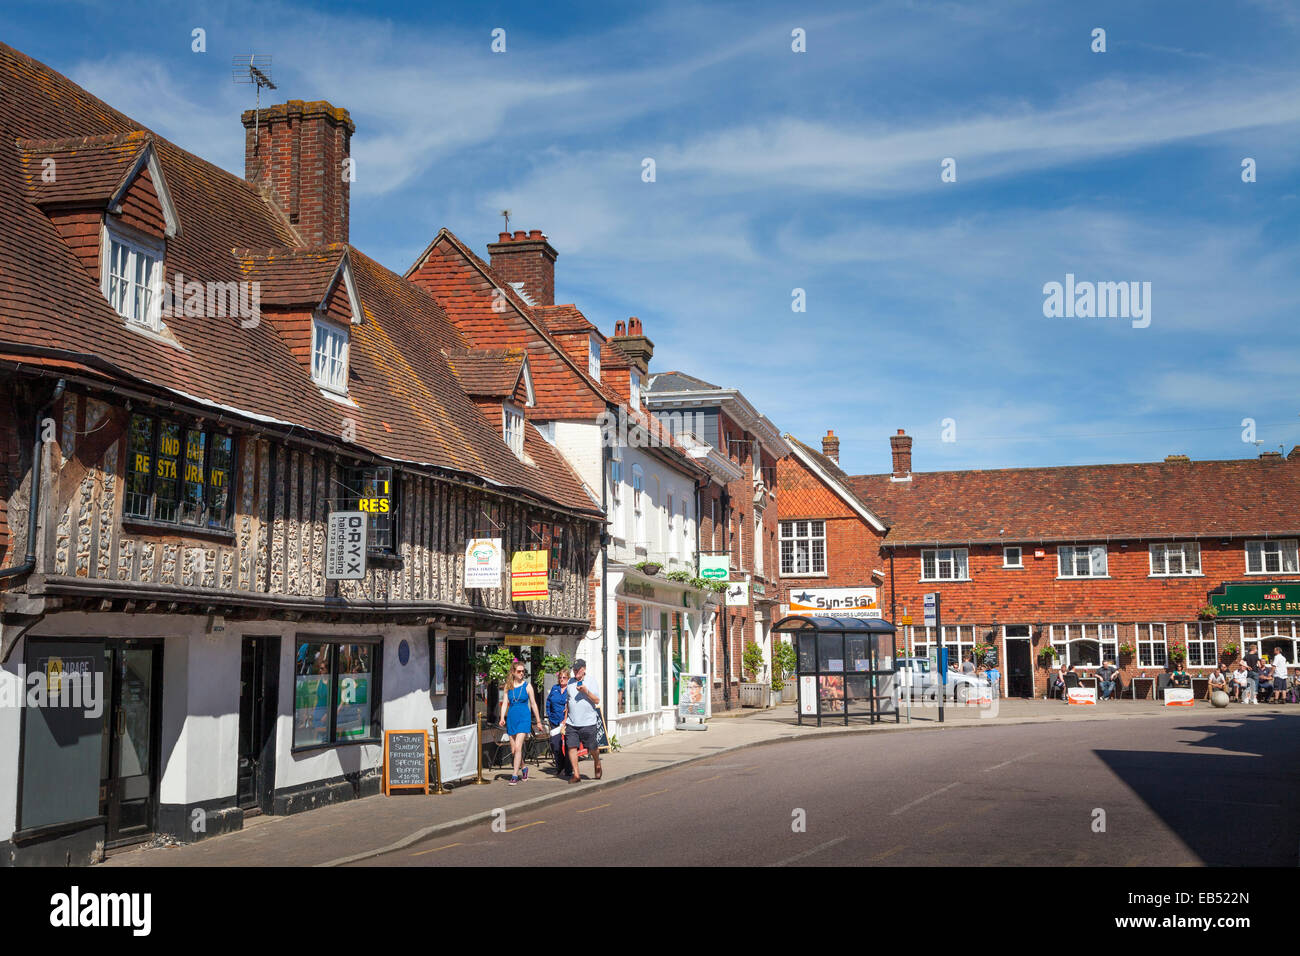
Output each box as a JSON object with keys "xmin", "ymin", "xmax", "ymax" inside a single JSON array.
[
  {"xmin": 614, "ymin": 320, "xmax": 626, "ymax": 337},
  {"xmin": 822, "ymin": 429, "xmax": 840, "ymax": 465},
  {"xmin": 890, "ymin": 429, "xmax": 913, "ymax": 478},
  {"xmin": 486, "ymin": 227, "xmax": 559, "ymax": 306}
]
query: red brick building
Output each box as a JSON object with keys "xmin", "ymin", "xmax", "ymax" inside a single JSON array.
[{"xmin": 780, "ymin": 428, "xmax": 1300, "ymax": 698}]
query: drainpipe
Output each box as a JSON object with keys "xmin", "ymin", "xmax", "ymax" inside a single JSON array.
[
  {"xmin": 600, "ymin": 417, "xmax": 610, "ymax": 728},
  {"xmin": 0, "ymin": 379, "xmax": 67, "ymax": 582}
]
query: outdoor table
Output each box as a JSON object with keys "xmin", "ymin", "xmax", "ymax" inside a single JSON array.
[
  {"xmin": 1077, "ymin": 676, "xmax": 1098, "ymax": 691},
  {"xmin": 1129, "ymin": 676, "xmax": 1156, "ymax": 700}
]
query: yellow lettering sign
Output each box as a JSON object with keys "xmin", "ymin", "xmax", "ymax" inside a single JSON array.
[{"xmin": 134, "ymin": 453, "xmax": 151, "ymax": 474}]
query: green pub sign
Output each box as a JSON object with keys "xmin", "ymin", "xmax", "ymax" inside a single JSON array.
[{"xmin": 1208, "ymin": 582, "xmax": 1300, "ymax": 617}]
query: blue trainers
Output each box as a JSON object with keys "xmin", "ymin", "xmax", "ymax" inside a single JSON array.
[
  {"xmin": 508, "ymin": 775, "xmax": 519, "ymax": 786},
  {"xmin": 521, "ymin": 767, "xmax": 529, "ymax": 781}
]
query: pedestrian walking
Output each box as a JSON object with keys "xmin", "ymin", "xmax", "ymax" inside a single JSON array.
[
  {"xmin": 1272, "ymin": 646, "xmax": 1289, "ymax": 704},
  {"xmin": 564, "ymin": 658, "xmax": 603, "ymax": 783},
  {"xmin": 498, "ymin": 660, "xmax": 542, "ymax": 786},
  {"xmin": 545, "ymin": 666, "xmax": 570, "ymax": 774}
]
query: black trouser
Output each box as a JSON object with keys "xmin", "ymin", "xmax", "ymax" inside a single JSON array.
[{"xmin": 548, "ymin": 731, "xmax": 565, "ymax": 770}]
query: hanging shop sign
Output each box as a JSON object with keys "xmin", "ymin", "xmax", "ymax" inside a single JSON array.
[
  {"xmin": 326, "ymin": 511, "xmax": 367, "ymax": 580},
  {"xmin": 725, "ymin": 581, "xmax": 750, "ymax": 606},
  {"xmin": 1208, "ymin": 582, "xmax": 1300, "ymax": 617},
  {"xmin": 510, "ymin": 550, "xmax": 549, "ymax": 601},
  {"xmin": 786, "ymin": 587, "xmax": 881, "ymax": 619},
  {"xmin": 464, "ymin": 538, "xmax": 503, "ymax": 588},
  {"xmin": 699, "ymin": 554, "xmax": 730, "ymax": 581}
]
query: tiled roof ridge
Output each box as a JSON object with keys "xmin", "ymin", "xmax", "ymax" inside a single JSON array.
[{"xmin": 850, "ymin": 454, "xmax": 1299, "ymax": 482}]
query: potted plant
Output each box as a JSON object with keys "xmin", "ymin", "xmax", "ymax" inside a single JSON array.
[
  {"xmin": 1197, "ymin": 604, "xmax": 1219, "ymax": 621},
  {"xmin": 1117, "ymin": 641, "xmax": 1135, "ymax": 660},
  {"xmin": 1222, "ymin": 641, "xmax": 1240, "ymax": 661},
  {"xmin": 774, "ymin": 640, "xmax": 799, "ymax": 703},
  {"xmin": 739, "ymin": 641, "xmax": 768, "ymax": 707},
  {"xmin": 1168, "ymin": 641, "xmax": 1186, "ymax": 666},
  {"xmin": 537, "ymin": 652, "xmax": 572, "ymax": 692},
  {"xmin": 636, "ymin": 560, "xmax": 662, "ymax": 576},
  {"xmin": 1037, "ymin": 645, "xmax": 1059, "ymax": 667}
]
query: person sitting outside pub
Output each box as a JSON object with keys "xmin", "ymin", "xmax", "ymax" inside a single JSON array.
[
  {"xmin": 1233, "ymin": 660, "xmax": 1255, "ymax": 704},
  {"xmin": 1259, "ymin": 660, "xmax": 1275, "ymax": 702},
  {"xmin": 1049, "ymin": 662, "xmax": 1067, "ymax": 700},
  {"xmin": 1096, "ymin": 660, "xmax": 1119, "ymax": 701},
  {"xmin": 1168, "ymin": 664, "xmax": 1191, "ymax": 690},
  {"xmin": 1207, "ymin": 665, "xmax": 1228, "ymax": 701}
]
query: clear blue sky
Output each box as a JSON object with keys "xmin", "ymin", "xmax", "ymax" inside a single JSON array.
[{"xmin": 8, "ymin": 0, "xmax": 1299, "ymax": 474}]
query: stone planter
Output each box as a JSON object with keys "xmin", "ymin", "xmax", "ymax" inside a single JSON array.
[
  {"xmin": 738, "ymin": 682, "xmax": 767, "ymax": 708},
  {"xmin": 781, "ymin": 678, "xmax": 797, "ymax": 703}
]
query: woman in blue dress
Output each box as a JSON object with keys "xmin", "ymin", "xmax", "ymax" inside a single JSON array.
[{"xmin": 498, "ymin": 660, "xmax": 542, "ymax": 785}]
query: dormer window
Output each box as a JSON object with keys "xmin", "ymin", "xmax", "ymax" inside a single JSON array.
[
  {"xmin": 312, "ymin": 314, "xmax": 349, "ymax": 395},
  {"xmin": 589, "ymin": 334, "xmax": 601, "ymax": 381},
  {"xmin": 503, "ymin": 403, "xmax": 525, "ymax": 459},
  {"xmin": 102, "ymin": 224, "xmax": 163, "ymax": 331}
]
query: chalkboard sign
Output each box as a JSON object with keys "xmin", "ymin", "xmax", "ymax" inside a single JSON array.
[
  {"xmin": 981, "ymin": 646, "xmax": 999, "ymax": 668},
  {"xmin": 382, "ymin": 730, "xmax": 429, "ymax": 794}
]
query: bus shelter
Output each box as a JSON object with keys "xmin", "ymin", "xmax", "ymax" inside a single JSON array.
[{"xmin": 773, "ymin": 616, "xmax": 899, "ymax": 727}]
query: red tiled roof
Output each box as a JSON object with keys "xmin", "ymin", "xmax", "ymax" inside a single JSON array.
[
  {"xmin": 445, "ymin": 347, "xmax": 527, "ymax": 398},
  {"xmin": 235, "ymin": 246, "xmax": 348, "ymax": 306},
  {"xmin": 533, "ymin": 304, "xmax": 596, "ymax": 335},
  {"xmin": 0, "ymin": 41, "xmax": 598, "ymax": 517},
  {"xmin": 848, "ymin": 457, "xmax": 1300, "ymax": 545},
  {"xmin": 16, "ymin": 131, "xmax": 150, "ymax": 206}
]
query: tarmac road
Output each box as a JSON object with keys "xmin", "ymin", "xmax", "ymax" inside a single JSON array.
[{"xmin": 359, "ymin": 709, "xmax": 1300, "ymax": 867}]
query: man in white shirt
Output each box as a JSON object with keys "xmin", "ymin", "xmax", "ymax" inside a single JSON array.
[
  {"xmin": 564, "ymin": 659, "xmax": 603, "ymax": 782},
  {"xmin": 1272, "ymin": 647, "xmax": 1289, "ymax": 703}
]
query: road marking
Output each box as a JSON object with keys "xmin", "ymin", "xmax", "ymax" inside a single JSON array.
[
  {"xmin": 983, "ymin": 752, "xmax": 1035, "ymax": 772},
  {"xmin": 694, "ymin": 773, "xmax": 724, "ymax": 784},
  {"xmin": 868, "ymin": 845, "xmax": 904, "ymax": 862},
  {"xmin": 504, "ymin": 820, "xmax": 545, "ymax": 833},
  {"xmin": 927, "ymin": 821, "xmax": 956, "ymax": 836},
  {"xmin": 971, "ymin": 804, "xmax": 995, "ymax": 817},
  {"xmin": 770, "ymin": 837, "xmax": 847, "ymax": 867},
  {"xmin": 411, "ymin": 842, "xmax": 462, "ymax": 857},
  {"xmin": 576, "ymin": 803, "xmax": 610, "ymax": 814},
  {"xmin": 890, "ymin": 782, "xmax": 959, "ymax": 815},
  {"xmin": 639, "ymin": 788, "xmax": 670, "ymax": 798}
]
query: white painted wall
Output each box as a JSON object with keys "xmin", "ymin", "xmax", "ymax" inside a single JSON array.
[{"xmin": 551, "ymin": 420, "xmax": 603, "ymax": 493}]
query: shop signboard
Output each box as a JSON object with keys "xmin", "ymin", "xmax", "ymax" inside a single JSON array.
[
  {"xmin": 1164, "ymin": 688, "xmax": 1195, "ymax": 707},
  {"xmin": 435, "ymin": 722, "xmax": 480, "ymax": 782},
  {"xmin": 326, "ymin": 511, "xmax": 367, "ymax": 580},
  {"xmin": 725, "ymin": 581, "xmax": 749, "ymax": 606},
  {"xmin": 678, "ymin": 674, "xmax": 708, "ymax": 718},
  {"xmin": 1067, "ymin": 686, "xmax": 1097, "ymax": 706},
  {"xmin": 787, "ymin": 587, "xmax": 882, "ymax": 619},
  {"xmin": 1209, "ymin": 582, "xmax": 1300, "ymax": 617},
  {"xmin": 699, "ymin": 554, "xmax": 730, "ymax": 581},
  {"xmin": 510, "ymin": 550, "xmax": 549, "ymax": 601},
  {"xmin": 464, "ymin": 538, "xmax": 503, "ymax": 588}
]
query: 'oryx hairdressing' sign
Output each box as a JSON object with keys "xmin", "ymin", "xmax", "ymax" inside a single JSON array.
[{"xmin": 326, "ymin": 511, "xmax": 367, "ymax": 580}]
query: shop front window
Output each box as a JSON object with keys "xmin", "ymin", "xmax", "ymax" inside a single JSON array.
[
  {"xmin": 617, "ymin": 602, "xmax": 645, "ymax": 714},
  {"xmin": 294, "ymin": 640, "xmax": 378, "ymax": 748},
  {"xmin": 661, "ymin": 611, "xmax": 672, "ymax": 708}
]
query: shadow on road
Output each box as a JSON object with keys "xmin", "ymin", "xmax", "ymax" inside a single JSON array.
[{"xmin": 1093, "ymin": 713, "xmax": 1300, "ymax": 866}]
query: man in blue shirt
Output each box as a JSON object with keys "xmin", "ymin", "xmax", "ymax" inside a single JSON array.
[
  {"xmin": 545, "ymin": 667, "xmax": 570, "ymax": 774},
  {"xmin": 564, "ymin": 659, "xmax": 602, "ymax": 783}
]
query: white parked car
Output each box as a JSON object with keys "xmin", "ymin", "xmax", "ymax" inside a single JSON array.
[{"xmin": 895, "ymin": 656, "xmax": 994, "ymax": 701}]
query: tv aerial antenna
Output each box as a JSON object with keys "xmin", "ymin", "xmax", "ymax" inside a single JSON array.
[
  {"xmin": 500, "ymin": 209, "xmax": 511, "ymax": 233},
  {"xmin": 232, "ymin": 54, "xmax": 277, "ymax": 147}
]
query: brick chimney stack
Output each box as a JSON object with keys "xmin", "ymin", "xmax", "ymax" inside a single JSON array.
[
  {"xmin": 243, "ymin": 100, "xmax": 355, "ymax": 247},
  {"xmin": 890, "ymin": 428, "xmax": 913, "ymax": 478},
  {"xmin": 487, "ymin": 229, "xmax": 557, "ymax": 306},
  {"xmin": 609, "ymin": 317, "xmax": 654, "ymax": 374},
  {"xmin": 822, "ymin": 429, "xmax": 840, "ymax": 464}
]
